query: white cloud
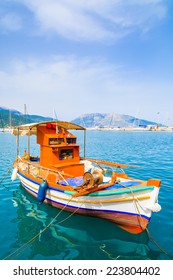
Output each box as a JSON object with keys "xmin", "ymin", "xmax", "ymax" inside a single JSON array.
[
  {"xmin": 1, "ymin": 55, "xmax": 172, "ymax": 121},
  {"xmin": 0, "ymin": 56, "xmax": 132, "ymax": 119},
  {"xmin": 16, "ymin": 0, "xmax": 167, "ymax": 41}
]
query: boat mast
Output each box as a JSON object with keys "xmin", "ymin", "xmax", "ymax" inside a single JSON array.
[
  {"xmin": 28, "ymin": 128, "xmax": 31, "ymax": 158},
  {"xmin": 9, "ymin": 109, "xmax": 12, "ymax": 128},
  {"xmin": 24, "ymin": 104, "xmax": 27, "ymax": 124},
  {"xmin": 16, "ymin": 127, "xmax": 19, "ymax": 158},
  {"xmin": 84, "ymin": 129, "xmax": 86, "ymax": 158}
]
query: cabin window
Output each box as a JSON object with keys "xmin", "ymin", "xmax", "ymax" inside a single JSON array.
[
  {"xmin": 67, "ymin": 138, "xmax": 76, "ymax": 144},
  {"xmin": 59, "ymin": 149, "xmax": 74, "ymax": 160},
  {"xmin": 49, "ymin": 138, "xmax": 64, "ymax": 145}
]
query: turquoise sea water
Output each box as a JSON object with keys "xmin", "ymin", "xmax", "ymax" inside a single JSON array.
[{"xmin": 0, "ymin": 131, "xmax": 173, "ymax": 260}]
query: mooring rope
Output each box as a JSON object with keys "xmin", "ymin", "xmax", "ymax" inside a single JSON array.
[
  {"xmin": 0, "ymin": 168, "xmax": 12, "ymax": 185},
  {"xmin": 3, "ymin": 198, "xmax": 83, "ymax": 260},
  {"xmin": 119, "ymin": 181, "xmax": 173, "ymax": 259},
  {"xmin": 145, "ymin": 228, "xmax": 173, "ymax": 259},
  {"xmin": 2, "ymin": 174, "xmax": 173, "ymax": 260}
]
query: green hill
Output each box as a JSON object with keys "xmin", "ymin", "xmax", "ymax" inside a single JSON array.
[{"xmin": 0, "ymin": 107, "xmax": 53, "ymax": 128}]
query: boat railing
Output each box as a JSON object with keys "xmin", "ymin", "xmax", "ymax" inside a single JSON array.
[{"xmin": 16, "ymin": 157, "xmax": 70, "ymax": 184}]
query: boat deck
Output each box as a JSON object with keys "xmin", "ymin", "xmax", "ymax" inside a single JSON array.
[{"xmin": 17, "ymin": 158, "xmax": 150, "ymax": 193}]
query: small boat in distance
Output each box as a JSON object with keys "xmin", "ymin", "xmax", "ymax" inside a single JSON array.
[{"xmin": 11, "ymin": 121, "xmax": 161, "ymax": 234}]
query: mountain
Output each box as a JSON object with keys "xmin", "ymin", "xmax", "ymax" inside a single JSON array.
[
  {"xmin": 0, "ymin": 107, "xmax": 53, "ymax": 127},
  {"xmin": 71, "ymin": 113, "xmax": 160, "ymax": 128},
  {"xmin": 0, "ymin": 107, "xmax": 160, "ymax": 129}
]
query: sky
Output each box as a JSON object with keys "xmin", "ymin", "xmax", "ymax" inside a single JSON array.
[{"xmin": 0, "ymin": 0, "xmax": 173, "ymax": 124}]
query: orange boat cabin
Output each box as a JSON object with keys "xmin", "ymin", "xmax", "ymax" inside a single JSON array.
[{"xmin": 37, "ymin": 123, "xmax": 84, "ymax": 178}]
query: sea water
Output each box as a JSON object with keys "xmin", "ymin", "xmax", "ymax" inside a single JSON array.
[{"xmin": 0, "ymin": 130, "xmax": 173, "ymax": 260}]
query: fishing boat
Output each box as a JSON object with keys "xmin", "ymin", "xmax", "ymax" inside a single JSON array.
[{"xmin": 11, "ymin": 121, "xmax": 161, "ymax": 234}]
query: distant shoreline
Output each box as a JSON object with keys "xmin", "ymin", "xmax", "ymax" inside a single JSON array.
[{"xmin": 86, "ymin": 126, "xmax": 173, "ymax": 132}]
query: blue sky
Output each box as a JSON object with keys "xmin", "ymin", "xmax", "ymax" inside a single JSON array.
[{"xmin": 0, "ymin": 0, "xmax": 173, "ymax": 124}]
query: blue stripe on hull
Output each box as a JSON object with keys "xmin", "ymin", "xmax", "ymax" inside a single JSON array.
[{"xmin": 19, "ymin": 173, "xmax": 150, "ymax": 221}]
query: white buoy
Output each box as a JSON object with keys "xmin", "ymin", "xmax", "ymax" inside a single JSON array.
[
  {"xmin": 11, "ymin": 167, "xmax": 18, "ymax": 181},
  {"xmin": 152, "ymin": 203, "xmax": 162, "ymax": 212},
  {"xmin": 146, "ymin": 202, "xmax": 161, "ymax": 212}
]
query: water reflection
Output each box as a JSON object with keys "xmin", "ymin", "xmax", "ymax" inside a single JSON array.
[{"xmin": 10, "ymin": 184, "xmax": 160, "ymax": 260}]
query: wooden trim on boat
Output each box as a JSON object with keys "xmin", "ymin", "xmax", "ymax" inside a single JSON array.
[
  {"xmin": 81, "ymin": 157, "xmax": 130, "ymax": 168},
  {"xmin": 147, "ymin": 178, "xmax": 161, "ymax": 188},
  {"xmin": 19, "ymin": 175, "xmax": 150, "ymax": 204}
]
